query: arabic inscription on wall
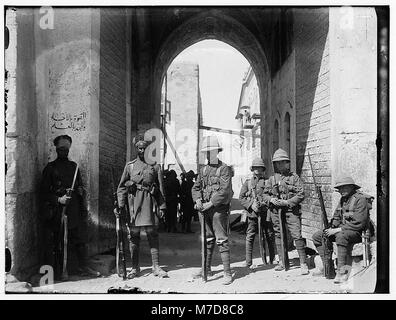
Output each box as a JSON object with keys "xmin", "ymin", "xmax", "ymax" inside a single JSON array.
[{"xmin": 49, "ymin": 111, "xmax": 88, "ymax": 133}]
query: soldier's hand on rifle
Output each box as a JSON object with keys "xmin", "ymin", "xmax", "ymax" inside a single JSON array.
[
  {"xmin": 277, "ymin": 199, "xmax": 289, "ymax": 207},
  {"xmin": 324, "ymin": 227, "xmax": 341, "ymax": 237},
  {"xmin": 195, "ymin": 199, "xmax": 204, "ymax": 211},
  {"xmin": 113, "ymin": 207, "xmax": 121, "ymax": 217},
  {"xmin": 159, "ymin": 209, "xmax": 166, "ymax": 219},
  {"xmin": 58, "ymin": 194, "xmax": 72, "ymax": 205},
  {"xmin": 270, "ymin": 198, "xmax": 280, "ymax": 206},
  {"xmin": 251, "ymin": 200, "xmax": 260, "ymax": 212},
  {"xmin": 201, "ymin": 201, "xmax": 213, "ymax": 212}
]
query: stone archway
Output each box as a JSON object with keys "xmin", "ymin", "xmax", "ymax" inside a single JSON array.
[{"xmin": 153, "ymin": 9, "xmax": 270, "ymax": 137}]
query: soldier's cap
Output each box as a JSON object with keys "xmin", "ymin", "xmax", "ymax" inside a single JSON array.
[
  {"xmin": 53, "ymin": 135, "xmax": 72, "ymax": 149},
  {"xmin": 133, "ymin": 134, "xmax": 150, "ymax": 148},
  {"xmin": 272, "ymin": 148, "xmax": 290, "ymax": 162},
  {"xmin": 200, "ymin": 135, "xmax": 223, "ymax": 152},
  {"xmin": 186, "ymin": 170, "xmax": 196, "ymax": 178},
  {"xmin": 250, "ymin": 157, "xmax": 266, "ymax": 170},
  {"xmin": 334, "ymin": 176, "xmax": 361, "ymax": 189}
]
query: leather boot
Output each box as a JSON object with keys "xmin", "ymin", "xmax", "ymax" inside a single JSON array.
[{"xmin": 221, "ymin": 251, "xmax": 233, "ymax": 285}]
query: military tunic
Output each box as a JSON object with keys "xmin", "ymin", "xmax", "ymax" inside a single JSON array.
[
  {"xmin": 39, "ymin": 157, "xmax": 88, "ymax": 275},
  {"xmin": 263, "ymin": 171, "xmax": 305, "ymax": 240},
  {"xmin": 239, "ymin": 175, "xmax": 275, "ymax": 265},
  {"xmin": 191, "ymin": 161, "xmax": 233, "ymax": 250},
  {"xmin": 117, "ymin": 157, "xmax": 166, "ymax": 227},
  {"xmin": 40, "ymin": 158, "xmax": 86, "ymax": 232},
  {"xmin": 312, "ymin": 190, "xmax": 369, "ymax": 248}
]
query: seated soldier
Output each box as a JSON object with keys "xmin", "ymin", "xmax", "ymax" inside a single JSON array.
[{"xmin": 312, "ymin": 176, "xmax": 370, "ymax": 284}]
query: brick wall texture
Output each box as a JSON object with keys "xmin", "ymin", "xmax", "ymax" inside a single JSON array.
[
  {"xmin": 294, "ymin": 8, "xmax": 331, "ymax": 242},
  {"xmin": 99, "ymin": 8, "xmax": 127, "ymax": 249}
]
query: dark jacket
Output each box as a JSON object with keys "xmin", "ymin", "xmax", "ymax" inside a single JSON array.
[{"xmin": 40, "ymin": 158, "xmax": 86, "ymax": 229}]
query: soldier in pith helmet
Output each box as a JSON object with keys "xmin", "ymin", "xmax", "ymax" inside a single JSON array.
[
  {"xmin": 312, "ymin": 176, "xmax": 371, "ymax": 283},
  {"xmin": 263, "ymin": 148, "xmax": 309, "ymax": 275},
  {"xmin": 191, "ymin": 136, "xmax": 234, "ymax": 285},
  {"xmin": 239, "ymin": 157, "xmax": 275, "ymax": 270},
  {"xmin": 117, "ymin": 134, "xmax": 168, "ymax": 279}
]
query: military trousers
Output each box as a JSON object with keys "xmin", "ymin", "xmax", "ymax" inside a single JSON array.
[
  {"xmin": 200, "ymin": 205, "xmax": 230, "ymax": 253},
  {"xmin": 246, "ymin": 215, "xmax": 275, "ymax": 264},
  {"xmin": 271, "ymin": 210, "xmax": 303, "ymax": 241},
  {"xmin": 127, "ymin": 225, "xmax": 160, "ymax": 268},
  {"xmin": 312, "ymin": 229, "xmax": 362, "ymax": 248}
]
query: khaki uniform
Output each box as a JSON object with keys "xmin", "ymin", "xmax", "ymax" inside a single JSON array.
[
  {"xmin": 117, "ymin": 157, "xmax": 166, "ymax": 273},
  {"xmin": 239, "ymin": 175, "xmax": 275, "ymax": 265},
  {"xmin": 191, "ymin": 161, "xmax": 233, "ymax": 273}
]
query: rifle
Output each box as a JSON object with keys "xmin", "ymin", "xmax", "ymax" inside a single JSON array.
[
  {"xmin": 273, "ymin": 180, "xmax": 290, "ymax": 270},
  {"xmin": 251, "ymin": 185, "xmax": 267, "ymax": 265},
  {"xmin": 195, "ymin": 170, "xmax": 207, "ymax": 282},
  {"xmin": 111, "ymin": 167, "xmax": 127, "ymax": 280},
  {"xmin": 307, "ymin": 152, "xmax": 333, "ymax": 278},
  {"xmin": 60, "ymin": 163, "xmax": 79, "ymax": 280}
]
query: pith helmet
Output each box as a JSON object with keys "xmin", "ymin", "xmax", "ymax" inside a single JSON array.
[
  {"xmin": 250, "ymin": 157, "xmax": 266, "ymax": 170},
  {"xmin": 272, "ymin": 148, "xmax": 290, "ymax": 162},
  {"xmin": 334, "ymin": 176, "xmax": 361, "ymax": 189},
  {"xmin": 200, "ymin": 136, "xmax": 223, "ymax": 152}
]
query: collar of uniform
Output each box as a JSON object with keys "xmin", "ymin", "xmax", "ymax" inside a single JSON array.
[{"xmin": 205, "ymin": 159, "xmax": 223, "ymax": 168}]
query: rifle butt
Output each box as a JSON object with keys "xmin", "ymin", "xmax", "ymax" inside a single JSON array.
[{"xmin": 278, "ymin": 209, "xmax": 290, "ymax": 270}]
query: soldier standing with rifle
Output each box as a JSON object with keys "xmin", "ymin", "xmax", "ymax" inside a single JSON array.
[
  {"xmin": 263, "ymin": 148, "xmax": 309, "ymax": 275},
  {"xmin": 117, "ymin": 135, "xmax": 168, "ymax": 279},
  {"xmin": 311, "ymin": 175, "xmax": 370, "ymax": 284},
  {"xmin": 239, "ymin": 157, "xmax": 275, "ymax": 270},
  {"xmin": 40, "ymin": 135, "xmax": 100, "ymax": 280},
  {"xmin": 191, "ymin": 136, "xmax": 234, "ymax": 285}
]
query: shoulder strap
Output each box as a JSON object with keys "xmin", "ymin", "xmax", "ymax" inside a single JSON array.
[{"xmin": 248, "ymin": 179, "xmax": 252, "ymax": 191}]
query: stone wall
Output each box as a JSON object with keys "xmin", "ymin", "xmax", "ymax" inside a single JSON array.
[
  {"xmin": 98, "ymin": 8, "xmax": 128, "ymax": 253},
  {"xmin": 5, "ymin": 8, "xmax": 40, "ymax": 280},
  {"xmin": 329, "ymin": 7, "xmax": 377, "ymax": 223},
  {"xmin": 5, "ymin": 8, "xmax": 101, "ymax": 279},
  {"xmin": 165, "ymin": 62, "xmax": 200, "ymax": 175},
  {"xmin": 293, "ymin": 8, "xmax": 332, "ymax": 243}
]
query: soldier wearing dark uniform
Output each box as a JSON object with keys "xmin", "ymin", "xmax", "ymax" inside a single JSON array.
[
  {"xmin": 263, "ymin": 148, "xmax": 309, "ymax": 275},
  {"xmin": 40, "ymin": 135, "xmax": 100, "ymax": 280},
  {"xmin": 239, "ymin": 157, "xmax": 275, "ymax": 270},
  {"xmin": 312, "ymin": 176, "xmax": 370, "ymax": 283},
  {"xmin": 117, "ymin": 135, "xmax": 168, "ymax": 279},
  {"xmin": 164, "ymin": 169, "xmax": 181, "ymax": 233},
  {"xmin": 180, "ymin": 170, "xmax": 196, "ymax": 233},
  {"xmin": 191, "ymin": 136, "xmax": 234, "ymax": 285}
]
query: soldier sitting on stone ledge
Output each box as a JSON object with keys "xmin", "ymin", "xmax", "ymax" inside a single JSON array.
[{"xmin": 312, "ymin": 176, "xmax": 372, "ymax": 284}]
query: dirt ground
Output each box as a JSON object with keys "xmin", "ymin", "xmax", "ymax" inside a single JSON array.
[{"xmin": 27, "ymin": 212, "xmax": 376, "ymax": 295}]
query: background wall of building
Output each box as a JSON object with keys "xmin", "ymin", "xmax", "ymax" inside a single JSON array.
[
  {"xmin": 98, "ymin": 8, "xmax": 128, "ymax": 254},
  {"xmin": 5, "ymin": 8, "xmax": 102, "ymax": 279},
  {"xmin": 329, "ymin": 7, "xmax": 377, "ymax": 223},
  {"xmin": 5, "ymin": 8, "xmax": 40, "ymax": 280},
  {"xmin": 293, "ymin": 8, "xmax": 332, "ymax": 244},
  {"xmin": 164, "ymin": 62, "xmax": 200, "ymax": 175}
]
